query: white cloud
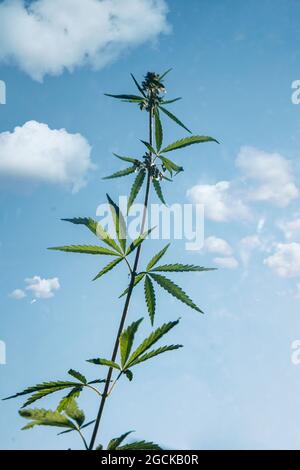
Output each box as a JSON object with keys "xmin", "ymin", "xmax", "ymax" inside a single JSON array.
[
  {"xmin": 187, "ymin": 181, "xmax": 250, "ymax": 222},
  {"xmin": 9, "ymin": 288, "xmax": 26, "ymax": 300},
  {"xmin": 0, "ymin": 121, "xmax": 93, "ymax": 192},
  {"xmin": 25, "ymin": 276, "xmax": 60, "ymax": 299},
  {"xmin": 204, "ymin": 236, "xmax": 233, "ymax": 256},
  {"xmin": 278, "ymin": 218, "xmax": 300, "ymax": 241},
  {"xmin": 0, "ymin": 0, "xmax": 169, "ymax": 81},
  {"xmin": 236, "ymin": 146, "xmax": 299, "ymax": 207},
  {"xmin": 264, "ymin": 243, "xmax": 300, "ymax": 278},
  {"xmin": 213, "ymin": 256, "xmax": 239, "ymax": 269}
]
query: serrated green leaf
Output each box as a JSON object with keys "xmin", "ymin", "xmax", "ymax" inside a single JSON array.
[
  {"xmin": 105, "ymin": 93, "xmax": 144, "ymax": 101},
  {"xmin": 48, "ymin": 245, "xmax": 119, "ymax": 256},
  {"xmin": 108, "ymin": 431, "xmax": 134, "ymax": 450},
  {"xmin": 64, "ymin": 398, "xmax": 85, "ymax": 427},
  {"xmin": 127, "ymin": 170, "xmax": 146, "ymax": 213},
  {"xmin": 126, "ymin": 228, "xmax": 153, "ymax": 256},
  {"xmin": 119, "ymin": 272, "xmax": 145, "ymax": 298},
  {"xmin": 125, "ymin": 319, "xmax": 180, "ymax": 368},
  {"xmin": 150, "ymin": 273, "xmax": 203, "ymax": 313},
  {"xmin": 103, "ymin": 166, "xmax": 136, "ymax": 180},
  {"xmin": 129, "ymin": 344, "xmax": 183, "ymax": 367},
  {"xmin": 4, "ymin": 381, "xmax": 82, "ymax": 408},
  {"xmin": 151, "ymin": 264, "xmax": 215, "ymax": 273},
  {"xmin": 140, "ymin": 140, "xmax": 156, "ymax": 155},
  {"xmin": 87, "ymin": 358, "xmax": 121, "ymax": 370},
  {"xmin": 154, "ymin": 109, "xmax": 163, "ymax": 151},
  {"xmin": 119, "ymin": 318, "xmax": 143, "ymax": 368},
  {"xmin": 92, "ymin": 257, "xmax": 123, "ymax": 281},
  {"xmin": 57, "ymin": 388, "xmax": 81, "ymax": 413},
  {"xmin": 117, "ymin": 441, "xmax": 162, "ymax": 450},
  {"xmin": 161, "ymin": 135, "xmax": 219, "ymax": 154},
  {"xmin": 19, "ymin": 408, "xmax": 75, "ymax": 431},
  {"xmin": 159, "ymin": 106, "xmax": 191, "ymax": 134},
  {"xmin": 68, "ymin": 369, "xmax": 87, "ymax": 384},
  {"xmin": 131, "ymin": 73, "xmax": 146, "ymax": 98},
  {"xmin": 161, "ymin": 97, "xmax": 182, "ymax": 105},
  {"xmin": 106, "ymin": 194, "xmax": 127, "ymax": 253},
  {"xmin": 152, "ymin": 179, "xmax": 166, "ymax": 205},
  {"xmin": 159, "ymin": 156, "xmax": 183, "ymax": 175},
  {"xmin": 146, "ymin": 244, "xmax": 170, "ymax": 271},
  {"xmin": 144, "ymin": 276, "xmax": 156, "ymax": 325},
  {"xmin": 62, "ymin": 217, "xmax": 122, "ymax": 254},
  {"xmin": 113, "ymin": 153, "xmax": 140, "ymax": 165}
]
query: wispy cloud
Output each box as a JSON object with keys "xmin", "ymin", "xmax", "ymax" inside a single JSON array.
[
  {"xmin": 236, "ymin": 146, "xmax": 299, "ymax": 207},
  {"xmin": 264, "ymin": 243, "xmax": 300, "ymax": 278},
  {"xmin": 9, "ymin": 289, "xmax": 26, "ymax": 300}
]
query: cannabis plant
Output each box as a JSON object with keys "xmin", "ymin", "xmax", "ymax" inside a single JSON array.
[{"xmin": 5, "ymin": 70, "xmax": 218, "ymax": 450}]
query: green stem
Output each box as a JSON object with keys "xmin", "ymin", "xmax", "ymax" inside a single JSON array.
[
  {"xmin": 77, "ymin": 428, "xmax": 89, "ymax": 450},
  {"xmin": 88, "ymin": 105, "xmax": 154, "ymax": 451}
]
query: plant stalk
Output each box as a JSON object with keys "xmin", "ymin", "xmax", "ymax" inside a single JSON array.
[{"xmin": 88, "ymin": 106, "xmax": 154, "ymax": 450}]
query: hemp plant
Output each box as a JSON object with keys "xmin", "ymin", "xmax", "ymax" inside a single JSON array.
[{"xmin": 4, "ymin": 70, "xmax": 218, "ymax": 450}]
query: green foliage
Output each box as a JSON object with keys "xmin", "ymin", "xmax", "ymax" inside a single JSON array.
[
  {"xmin": 127, "ymin": 169, "xmax": 146, "ymax": 213},
  {"xmin": 19, "ymin": 398, "xmax": 86, "ymax": 436},
  {"xmin": 151, "ymin": 264, "xmax": 214, "ymax": 273},
  {"xmin": 107, "ymin": 431, "xmax": 133, "ymax": 450},
  {"xmin": 124, "ymin": 319, "xmax": 182, "ymax": 369},
  {"xmin": 154, "ymin": 108, "xmax": 163, "ymax": 151},
  {"xmin": 161, "ymin": 135, "xmax": 219, "ymax": 153},
  {"xmin": 159, "ymin": 105, "xmax": 191, "ymax": 134},
  {"xmin": 20, "ymin": 408, "xmax": 76, "ymax": 431},
  {"xmin": 119, "ymin": 319, "xmax": 143, "ymax": 368},
  {"xmin": 48, "ymin": 245, "xmax": 119, "ymax": 256},
  {"xmin": 117, "ymin": 441, "xmax": 162, "ymax": 450},
  {"xmin": 119, "ymin": 272, "xmax": 145, "ymax": 298},
  {"xmin": 67, "ymin": 370, "xmax": 87, "ymax": 384},
  {"xmin": 4, "ymin": 372, "xmax": 105, "ymax": 409},
  {"xmin": 146, "ymin": 244, "xmax": 170, "ymax": 271},
  {"xmin": 125, "ymin": 228, "xmax": 153, "ymax": 256},
  {"xmin": 152, "ymin": 178, "xmax": 166, "ymax": 205},
  {"xmin": 103, "ymin": 166, "xmax": 136, "ymax": 180},
  {"xmin": 87, "ymin": 358, "xmax": 121, "ymax": 370},
  {"xmin": 144, "ymin": 275, "xmax": 156, "ymax": 325},
  {"xmin": 113, "ymin": 153, "xmax": 141, "ymax": 165},
  {"xmin": 159, "ymin": 156, "xmax": 183, "ymax": 176},
  {"xmin": 92, "ymin": 257, "xmax": 123, "ymax": 281},
  {"xmin": 7, "ymin": 70, "xmax": 218, "ymax": 451},
  {"xmin": 62, "ymin": 217, "xmax": 122, "ymax": 254},
  {"xmin": 106, "ymin": 430, "xmax": 162, "ymax": 450},
  {"xmin": 150, "ymin": 273, "xmax": 203, "ymax": 314},
  {"xmin": 106, "ymin": 194, "xmax": 127, "ymax": 253}
]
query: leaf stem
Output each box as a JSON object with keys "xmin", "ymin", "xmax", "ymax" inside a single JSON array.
[
  {"xmin": 88, "ymin": 104, "xmax": 154, "ymax": 451},
  {"xmin": 77, "ymin": 427, "xmax": 89, "ymax": 450}
]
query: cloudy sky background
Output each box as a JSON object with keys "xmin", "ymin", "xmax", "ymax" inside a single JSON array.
[{"xmin": 1, "ymin": 0, "xmax": 300, "ymax": 449}]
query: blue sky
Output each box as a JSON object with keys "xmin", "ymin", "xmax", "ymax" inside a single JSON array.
[{"xmin": 1, "ymin": 0, "xmax": 300, "ymax": 450}]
